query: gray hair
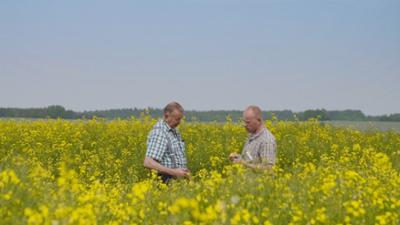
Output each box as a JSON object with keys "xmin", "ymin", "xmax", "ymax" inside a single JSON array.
[
  {"xmin": 163, "ymin": 102, "xmax": 184, "ymax": 114},
  {"xmin": 245, "ymin": 105, "xmax": 263, "ymax": 121}
]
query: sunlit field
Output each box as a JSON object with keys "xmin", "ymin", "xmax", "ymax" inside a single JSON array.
[{"xmin": 1, "ymin": 117, "xmax": 399, "ymax": 225}]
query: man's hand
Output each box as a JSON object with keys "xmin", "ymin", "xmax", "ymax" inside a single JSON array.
[
  {"xmin": 144, "ymin": 157, "xmax": 191, "ymax": 178},
  {"xmin": 229, "ymin": 152, "xmax": 240, "ymax": 162},
  {"xmin": 172, "ymin": 168, "xmax": 190, "ymax": 178}
]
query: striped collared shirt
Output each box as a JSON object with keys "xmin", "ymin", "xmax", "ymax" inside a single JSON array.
[
  {"xmin": 145, "ymin": 120, "xmax": 187, "ymax": 169},
  {"xmin": 241, "ymin": 127, "xmax": 277, "ymax": 166}
]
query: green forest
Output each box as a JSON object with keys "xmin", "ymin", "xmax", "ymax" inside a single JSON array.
[{"xmin": 1, "ymin": 106, "xmax": 399, "ymax": 122}]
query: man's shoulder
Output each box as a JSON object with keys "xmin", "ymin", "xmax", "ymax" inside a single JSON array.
[
  {"xmin": 259, "ymin": 128, "xmax": 276, "ymax": 142},
  {"xmin": 149, "ymin": 120, "xmax": 169, "ymax": 136},
  {"xmin": 152, "ymin": 120, "xmax": 168, "ymax": 130}
]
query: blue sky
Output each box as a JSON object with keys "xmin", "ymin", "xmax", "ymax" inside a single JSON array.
[{"xmin": 1, "ymin": 0, "xmax": 399, "ymax": 115}]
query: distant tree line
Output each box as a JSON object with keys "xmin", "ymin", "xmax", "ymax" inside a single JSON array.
[
  {"xmin": 0, "ymin": 105, "xmax": 76, "ymax": 119},
  {"xmin": 0, "ymin": 106, "xmax": 399, "ymax": 122}
]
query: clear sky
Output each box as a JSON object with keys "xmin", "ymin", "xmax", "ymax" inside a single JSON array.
[{"xmin": 1, "ymin": 0, "xmax": 399, "ymax": 115}]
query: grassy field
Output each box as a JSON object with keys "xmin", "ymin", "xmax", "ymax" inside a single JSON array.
[{"xmin": 1, "ymin": 118, "xmax": 399, "ymax": 224}]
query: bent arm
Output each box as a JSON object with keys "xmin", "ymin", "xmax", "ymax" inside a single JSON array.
[
  {"xmin": 143, "ymin": 156, "xmax": 175, "ymax": 175},
  {"xmin": 143, "ymin": 156, "xmax": 189, "ymax": 178},
  {"xmin": 241, "ymin": 160, "xmax": 273, "ymax": 171}
]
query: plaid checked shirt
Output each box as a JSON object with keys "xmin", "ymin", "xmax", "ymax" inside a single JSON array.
[
  {"xmin": 145, "ymin": 120, "xmax": 187, "ymax": 169},
  {"xmin": 240, "ymin": 127, "xmax": 277, "ymax": 166}
]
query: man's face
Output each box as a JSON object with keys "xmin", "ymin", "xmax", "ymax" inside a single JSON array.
[
  {"xmin": 243, "ymin": 110, "xmax": 260, "ymax": 134},
  {"xmin": 165, "ymin": 110, "xmax": 183, "ymax": 129}
]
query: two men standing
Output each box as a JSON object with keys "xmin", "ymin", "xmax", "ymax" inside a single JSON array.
[{"xmin": 144, "ymin": 102, "xmax": 276, "ymax": 183}]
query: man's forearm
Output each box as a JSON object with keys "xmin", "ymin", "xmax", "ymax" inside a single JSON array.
[
  {"xmin": 241, "ymin": 161, "xmax": 273, "ymax": 171},
  {"xmin": 143, "ymin": 157, "xmax": 175, "ymax": 176}
]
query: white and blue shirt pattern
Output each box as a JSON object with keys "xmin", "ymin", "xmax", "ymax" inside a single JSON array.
[{"xmin": 146, "ymin": 120, "xmax": 187, "ymax": 169}]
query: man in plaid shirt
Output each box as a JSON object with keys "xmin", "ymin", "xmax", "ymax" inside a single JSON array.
[
  {"xmin": 229, "ymin": 106, "xmax": 277, "ymax": 170},
  {"xmin": 144, "ymin": 102, "xmax": 190, "ymax": 182}
]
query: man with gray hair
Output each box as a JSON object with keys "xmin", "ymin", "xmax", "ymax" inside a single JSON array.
[
  {"xmin": 144, "ymin": 101, "xmax": 190, "ymax": 183},
  {"xmin": 229, "ymin": 105, "xmax": 277, "ymax": 170}
]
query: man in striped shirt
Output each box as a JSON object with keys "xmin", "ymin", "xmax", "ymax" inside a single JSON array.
[
  {"xmin": 144, "ymin": 102, "xmax": 190, "ymax": 182},
  {"xmin": 229, "ymin": 106, "xmax": 277, "ymax": 170}
]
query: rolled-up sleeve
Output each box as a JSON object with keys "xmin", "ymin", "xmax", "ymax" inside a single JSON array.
[{"xmin": 146, "ymin": 129, "xmax": 168, "ymax": 162}]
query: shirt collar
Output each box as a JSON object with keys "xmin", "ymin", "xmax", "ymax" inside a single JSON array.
[
  {"xmin": 249, "ymin": 127, "xmax": 265, "ymax": 141},
  {"xmin": 162, "ymin": 120, "xmax": 174, "ymax": 132}
]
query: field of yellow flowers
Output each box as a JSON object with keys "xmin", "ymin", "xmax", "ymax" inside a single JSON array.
[{"xmin": 1, "ymin": 117, "xmax": 400, "ymax": 225}]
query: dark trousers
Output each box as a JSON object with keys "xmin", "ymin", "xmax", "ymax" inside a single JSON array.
[{"xmin": 158, "ymin": 173, "xmax": 174, "ymax": 184}]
